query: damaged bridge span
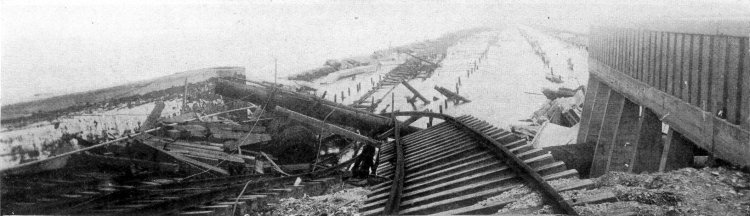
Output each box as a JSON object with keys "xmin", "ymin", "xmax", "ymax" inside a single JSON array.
[{"xmin": 362, "ymin": 112, "xmax": 588, "ymax": 215}]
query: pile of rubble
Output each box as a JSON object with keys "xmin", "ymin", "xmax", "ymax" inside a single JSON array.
[
  {"xmin": 270, "ymin": 185, "xmax": 370, "ymax": 215},
  {"xmin": 510, "ymin": 86, "xmax": 584, "ymax": 148},
  {"xmin": 569, "ymin": 166, "xmax": 750, "ymax": 215}
]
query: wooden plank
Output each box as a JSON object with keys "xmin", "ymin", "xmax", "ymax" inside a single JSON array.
[
  {"xmin": 77, "ymin": 153, "xmax": 179, "ymax": 172},
  {"xmin": 607, "ymin": 99, "xmax": 641, "ymax": 172},
  {"xmin": 584, "ymin": 81, "xmax": 612, "ymax": 144},
  {"xmin": 711, "ymin": 36, "xmax": 728, "ymax": 115},
  {"xmin": 630, "ymin": 29, "xmax": 639, "ymax": 79},
  {"xmin": 621, "ymin": 29, "xmax": 628, "ymax": 75},
  {"xmin": 625, "ymin": 29, "xmax": 632, "ymax": 76},
  {"xmin": 659, "ymin": 129, "xmax": 694, "ymax": 172},
  {"xmin": 619, "ymin": 29, "xmax": 631, "ymax": 75},
  {"xmin": 637, "ymin": 30, "xmax": 645, "ymax": 81},
  {"xmin": 666, "ymin": 33, "xmax": 676, "ymax": 96},
  {"xmin": 652, "ymin": 31, "xmax": 660, "ymax": 87},
  {"xmin": 690, "ymin": 35, "xmax": 702, "ymax": 106},
  {"xmin": 590, "ymin": 90, "xmax": 626, "ymax": 177},
  {"xmin": 401, "ymin": 81, "xmax": 430, "ymax": 104},
  {"xmin": 141, "ymin": 101, "xmax": 165, "ymax": 131},
  {"xmin": 590, "ymin": 59, "xmax": 750, "ymax": 167},
  {"xmin": 658, "ymin": 32, "xmax": 668, "ymax": 91},
  {"xmin": 725, "ymin": 37, "xmax": 742, "ymax": 124},
  {"xmin": 153, "ymin": 139, "xmax": 223, "ymax": 151},
  {"xmin": 274, "ymin": 107, "xmax": 381, "ymax": 146},
  {"xmin": 742, "ymin": 37, "xmax": 750, "ymax": 130},
  {"xmin": 700, "ymin": 35, "xmax": 713, "ymax": 110},
  {"xmin": 612, "ymin": 29, "xmax": 619, "ymax": 71},
  {"xmin": 577, "ymin": 78, "xmax": 600, "ymax": 143},
  {"xmin": 606, "ymin": 30, "xmax": 612, "ymax": 67},
  {"xmin": 681, "ymin": 34, "xmax": 691, "ymax": 100},
  {"xmin": 570, "ymin": 191, "xmax": 618, "ymax": 206},
  {"xmin": 140, "ymin": 138, "xmax": 230, "ymax": 175},
  {"xmin": 673, "ymin": 34, "xmax": 684, "ymax": 99},
  {"xmin": 611, "ymin": 29, "xmax": 617, "ymax": 68},
  {"xmin": 646, "ymin": 31, "xmax": 655, "ymax": 86},
  {"xmin": 168, "ymin": 150, "xmax": 245, "ymax": 163},
  {"xmin": 631, "ymin": 107, "xmax": 664, "ymax": 173}
]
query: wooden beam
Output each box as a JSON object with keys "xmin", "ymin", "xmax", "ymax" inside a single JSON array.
[
  {"xmin": 73, "ymin": 152, "xmax": 179, "ymax": 173},
  {"xmin": 591, "ymin": 59, "xmax": 750, "ymax": 167},
  {"xmin": 401, "ymin": 81, "xmax": 429, "ymax": 104},
  {"xmin": 590, "ymin": 90, "xmax": 625, "ymax": 177},
  {"xmin": 274, "ymin": 107, "xmax": 382, "ymax": 147},
  {"xmin": 141, "ymin": 101, "xmax": 165, "ymax": 131},
  {"xmin": 577, "ymin": 71, "xmax": 601, "ymax": 143},
  {"xmin": 739, "ymin": 39, "xmax": 750, "ymax": 131},
  {"xmin": 607, "ymin": 99, "xmax": 641, "ymax": 173},
  {"xmin": 375, "ymin": 115, "xmax": 422, "ymax": 140},
  {"xmin": 139, "ymin": 138, "xmax": 230, "ymax": 175},
  {"xmin": 689, "ymin": 35, "xmax": 701, "ymax": 106},
  {"xmin": 215, "ymin": 80, "xmax": 421, "ymax": 136},
  {"xmin": 659, "ymin": 128, "xmax": 694, "ymax": 172},
  {"xmin": 742, "ymin": 37, "xmax": 750, "ymax": 130},
  {"xmin": 583, "ymin": 82, "xmax": 611, "ymax": 144},
  {"xmin": 700, "ymin": 35, "xmax": 713, "ymax": 110},
  {"xmin": 434, "ymin": 86, "xmax": 470, "ymax": 104},
  {"xmin": 631, "ymin": 107, "xmax": 664, "ymax": 173},
  {"xmin": 726, "ymin": 37, "xmax": 742, "ymax": 124}
]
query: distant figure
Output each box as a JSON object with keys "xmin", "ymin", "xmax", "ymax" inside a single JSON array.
[{"xmin": 352, "ymin": 145, "xmax": 376, "ymax": 179}]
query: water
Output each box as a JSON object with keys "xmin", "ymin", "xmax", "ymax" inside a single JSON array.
[{"xmin": 1, "ymin": 2, "xmax": 500, "ymax": 105}]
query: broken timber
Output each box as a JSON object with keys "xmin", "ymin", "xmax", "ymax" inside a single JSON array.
[
  {"xmin": 434, "ymin": 85, "xmax": 471, "ymax": 104},
  {"xmin": 215, "ymin": 80, "xmax": 420, "ymax": 136},
  {"xmin": 401, "ymin": 80, "xmax": 430, "ymax": 104},
  {"xmin": 274, "ymin": 107, "xmax": 382, "ymax": 146}
]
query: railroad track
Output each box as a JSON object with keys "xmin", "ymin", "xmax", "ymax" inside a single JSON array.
[{"xmin": 361, "ymin": 114, "xmax": 589, "ymax": 215}]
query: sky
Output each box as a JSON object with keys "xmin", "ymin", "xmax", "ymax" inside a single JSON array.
[{"xmin": 2, "ymin": 0, "xmax": 749, "ymax": 105}]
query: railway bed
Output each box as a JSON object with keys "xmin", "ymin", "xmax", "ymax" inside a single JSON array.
[{"xmin": 361, "ymin": 114, "xmax": 593, "ymax": 215}]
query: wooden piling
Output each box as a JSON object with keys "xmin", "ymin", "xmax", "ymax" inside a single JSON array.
[{"xmin": 401, "ymin": 81, "xmax": 430, "ymax": 104}]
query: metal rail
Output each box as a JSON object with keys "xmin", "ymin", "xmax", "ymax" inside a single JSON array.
[
  {"xmin": 364, "ymin": 112, "xmax": 578, "ymax": 215},
  {"xmin": 383, "ymin": 117, "xmax": 404, "ymax": 214}
]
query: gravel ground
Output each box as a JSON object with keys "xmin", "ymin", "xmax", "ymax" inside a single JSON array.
[
  {"xmin": 269, "ymin": 184, "xmax": 370, "ymax": 216},
  {"xmin": 571, "ymin": 166, "xmax": 750, "ymax": 216}
]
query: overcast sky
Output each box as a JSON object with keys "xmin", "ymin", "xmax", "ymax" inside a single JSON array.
[{"xmin": 2, "ymin": 0, "xmax": 748, "ymax": 105}]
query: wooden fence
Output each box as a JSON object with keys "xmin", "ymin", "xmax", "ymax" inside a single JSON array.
[
  {"xmin": 587, "ymin": 26, "xmax": 750, "ymax": 167},
  {"xmin": 590, "ymin": 26, "xmax": 749, "ymax": 127}
]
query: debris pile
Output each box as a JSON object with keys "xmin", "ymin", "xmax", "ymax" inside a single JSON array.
[
  {"xmin": 271, "ymin": 185, "xmax": 370, "ymax": 215},
  {"xmin": 510, "ymin": 87, "xmax": 584, "ymax": 141},
  {"xmin": 568, "ymin": 167, "xmax": 750, "ymax": 215}
]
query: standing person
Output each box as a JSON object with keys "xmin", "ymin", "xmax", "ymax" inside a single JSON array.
[{"xmin": 352, "ymin": 144, "xmax": 376, "ymax": 179}]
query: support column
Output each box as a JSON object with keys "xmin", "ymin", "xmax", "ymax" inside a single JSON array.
[
  {"xmin": 631, "ymin": 108, "xmax": 664, "ymax": 173},
  {"xmin": 581, "ymin": 79, "xmax": 612, "ymax": 144},
  {"xmin": 589, "ymin": 90, "xmax": 625, "ymax": 177},
  {"xmin": 607, "ymin": 99, "xmax": 641, "ymax": 172},
  {"xmin": 577, "ymin": 78, "xmax": 600, "ymax": 143},
  {"xmin": 659, "ymin": 128, "xmax": 695, "ymax": 172}
]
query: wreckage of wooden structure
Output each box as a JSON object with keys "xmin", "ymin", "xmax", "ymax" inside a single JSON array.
[
  {"xmin": 401, "ymin": 80, "xmax": 430, "ymax": 105},
  {"xmin": 434, "ymin": 85, "xmax": 471, "ymax": 104},
  {"xmin": 274, "ymin": 107, "xmax": 382, "ymax": 147},
  {"xmin": 215, "ymin": 80, "xmax": 420, "ymax": 137}
]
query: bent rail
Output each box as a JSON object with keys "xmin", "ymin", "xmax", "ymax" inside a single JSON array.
[{"xmin": 365, "ymin": 112, "xmax": 578, "ymax": 215}]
